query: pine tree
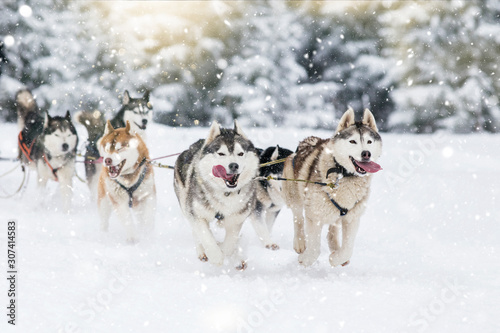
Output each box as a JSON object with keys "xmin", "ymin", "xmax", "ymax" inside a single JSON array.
[
  {"xmin": 0, "ymin": 0, "xmax": 102, "ymax": 120},
  {"xmin": 293, "ymin": 2, "xmax": 395, "ymax": 130},
  {"xmin": 386, "ymin": 0, "xmax": 500, "ymax": 133},
  {"xmin": 215, "ymin": 1, "xmax": 307, "ymax": 127}
]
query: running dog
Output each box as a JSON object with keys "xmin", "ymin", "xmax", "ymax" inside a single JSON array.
[
  {"xmin": 97, "ymin": 121, "xmax": 156, "ymax": 242},
  {"xmin": 174, "ymin": 121, "xmax": 260, "ymax": 269},
  {"xmin": 110, "ymin": 90, "xmax": 153, "ymax": 139},
  {"xmin": 75, "ymin": 110, "xmax": 106, "ymax": 197},
  {"xmin": 16, "ymin": 89, "xmax": 79, "ymax": 212},
  {"xmin": 283, "ymin": 108, "xmax": 382, "ymax": 267},
  {"xmin": 251, "ymin": 145, "xmax": 293, "ymax": 250}
]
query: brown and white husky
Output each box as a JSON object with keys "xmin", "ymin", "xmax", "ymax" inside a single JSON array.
[
  {"xmin": 97, "ymin": 121, "xmax": 156, "ymax": 242},
  {"xmin": 283, "ymin": 108, "xmax": 383, "ymax": 267}
]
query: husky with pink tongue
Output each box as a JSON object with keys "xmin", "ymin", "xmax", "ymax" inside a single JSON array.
[
  {"xmin": 97, "ymin": 121, "xmax": 156, "ymax": 243},
  {"xmin": 282, "ymin": 108, "xmax": 382, "ymax": 267},
  {"xmin": 174, "ymin": 120, "xmax": 260, "ymax": 270}
]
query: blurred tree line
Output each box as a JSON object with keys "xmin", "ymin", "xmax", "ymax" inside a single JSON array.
[{"xmin": 0, "ymin": 0, "xmax": 499, "ymax": 133}]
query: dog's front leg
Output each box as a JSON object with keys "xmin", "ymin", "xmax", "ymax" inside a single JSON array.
[
  {"xmin": 35, "ymin": 166, "xmax": 49, "ymax": 209},
  {"xmin": 58, "ymin": 176, "xmax": 73, "ymax": 213},
  {"xmin": 329, "ymin": 216, "xmax": 361, "ymax": 267},
  {"xmin": 298, "ymin": 214, "xmax": 322, "ymax": 266},
  {"xmin": 114, "ymin": 203, "xmax": 136, "ymax": 243},
  {"xmin": 98, "ymin": 196, "xmax": 112, "ymax": 232},
  {"xmin": 190, "ymin": 218, "xmax": 224, "ymax": 266},
  {"xmin": 220, "ymin": 219, "xmax": 243, "ymax": 255},
  {"xmin": 292, "ymin": 206, "xmax": 306, "ymax": 254},
  {"xmin": 135, "ymin": 196, "xmax": 156, "ymax": 234}
]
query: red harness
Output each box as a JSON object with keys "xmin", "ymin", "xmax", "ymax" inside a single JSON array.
[
  {"xmin": 18, "ymin": 131, "xmax": 59, "ymax": 181},
  {"xmin": 18, "ymin": 132, "xmax": 35, "ymax": 163}
]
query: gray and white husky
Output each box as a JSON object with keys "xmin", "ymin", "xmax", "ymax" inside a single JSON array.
[
  {"xmin": 110, "ymin": 90, "xmax": 153, "ymax": 139},
  {"xmin": 283, "ymin": 108, "xmax": 382, "ymax": 267},
  {"xmin": 174, "ymin": 121, "xmax": 260, "ymax": 270},
  {"xmin": 251, "ymin": 145, "xmax": 293, "ymax": 250},
  {"xmin": 16, "ymin": 89, "xmax": 79, "ymax": 212}
]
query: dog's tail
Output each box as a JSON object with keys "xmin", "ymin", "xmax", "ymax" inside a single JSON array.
[
  {"xmin": 74, "ymin": 110, "xmax": 106, "ymax": 143},
  {"xmin": 15, "ymin": 89, "xmax": 38, "ymax": 119}
]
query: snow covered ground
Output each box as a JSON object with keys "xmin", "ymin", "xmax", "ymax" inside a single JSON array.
[{"xmin": 0, "ymin": 121, "xmax": 498, "ymax": 333}]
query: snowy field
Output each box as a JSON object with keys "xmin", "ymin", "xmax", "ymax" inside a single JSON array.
[{"xmin": 0, "ymin": 121, "xmax": 498, "ymax": 333}]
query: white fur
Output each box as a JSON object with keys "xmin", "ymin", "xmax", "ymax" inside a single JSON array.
[
  {"xmin": 174, "ymin": 121, "xmax": 259, "ymax": 269},
  {"xmin": 123, "ymin": 108, "xmax": 153, "ymax": 139},
  {"xmin": 97, "ymin": 128, "xmax": 156, "ymax": 243},
  {"xmin": 36, "ymin": 128, "xmax": 78, "ymax": 213},
  {"xmin": 283, "ymin": 108, "xmax": 383, "ymax": 267}
]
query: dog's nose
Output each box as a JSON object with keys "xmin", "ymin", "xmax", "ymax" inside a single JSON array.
[
  {"xmin": 62, "ymin": 143, "xmax": 69, "ymax": 151},
  {"xmin": 228, "ymin": 163, "xmax": 239, "ymax": 173},
  {"xmin": 105, "ymin": 158, "xmax": 113, "ymax": 166},
  {"xmin": 361, "ymin": 150, "xmax": 371, "ymax": 161},
  {"xmin": 142, "ymin": 119, "xmax": 148, "ymax": 126}
]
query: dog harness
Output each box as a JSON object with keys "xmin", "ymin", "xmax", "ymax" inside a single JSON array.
[
  {"xmin": 114, "ymin": 158, "xmax": 148, "ymax": 208},
  {"xmin": 43, "ymin": 154, "xmax": 60, "ymax": 181},
  {"xmin": 18, "ymin": 132, "xmax": 35, "ymax": 162}
]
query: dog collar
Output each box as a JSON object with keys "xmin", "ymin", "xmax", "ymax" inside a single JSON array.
[
  {"xmin": 326, "ymin": 159, "xmax": 355, "ymax": 179},
  {"xmin": 114, "ymin": 158, "xmax": 148, "ymax": 208}
]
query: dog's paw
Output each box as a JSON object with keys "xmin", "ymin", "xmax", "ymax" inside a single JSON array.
[
  {"xmin": 265, "ymin": 243, "xmax": 280, "ymax": 251},
  {"xmin": 329, "ymin": 251, "xmax": 350, "ymax": 267},
  {"xmin": 293, "ymin": 237, "xmax": 306, "ymax": 254},
  {"xmin": 298, "ymin": 252, "xmax": 317, "ymax": 266},
  {"xmin": 235, "ymin": 260, "xmax": 247, "ymax": 271}
]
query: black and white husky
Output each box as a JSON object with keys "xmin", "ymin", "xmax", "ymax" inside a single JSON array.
[
  {"xmin": 16, "ymin": 89, "xmax": 79, "ymax": 212},
  {"xmin": 251, "ymin": 145, "xmax": 293, "ymax": 250},
  {"xmin": 76, "ymin": 90, "xmax": 151, "ymax": 196},
  {"xmin": 174, "ymin": 121, "xmax": 260, "ymax": 270},
  {"xmin": 74, "ymin": 110, "xmax": 106, "ymax": 197},
  {"xmin": 110, "ymin": 90, "xmax": 153, "ymax": 139}
]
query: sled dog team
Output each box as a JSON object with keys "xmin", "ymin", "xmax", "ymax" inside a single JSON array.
[{"xmin": 15, "ymin": 89, "xmax": 382, "ymax": 270}]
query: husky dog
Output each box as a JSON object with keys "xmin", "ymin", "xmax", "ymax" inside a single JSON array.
[
  {"xmin": 16, "ymin": 89, "xmax": 79, "ymax": 212},
  {"xmin": 174, "ymin": 121, "xmax": 260, "ymax": 269},
  {"xmin": 16, "ymin": 89, "xmax": 44, "ymax": 164},
  {"xmin": 251, "ymin": 145, "xmax": 293, "ymax": 250},
  {"xmin": 110, "ymin": 90, "xmax": 153, "ymax": 139},
  {"xmin": 97, "ymin": 121, "xmax": 156, "ymax": 242},
  {"xmin": 74, "ymin": 110, "xmax": 106, "ymax": 197},
  {"xmin": 283, "ymin": 108, "xmax": 382, "ymax": 267}
]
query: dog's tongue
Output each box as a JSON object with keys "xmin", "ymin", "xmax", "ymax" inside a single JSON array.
[
  {"xmin": 212, "ymin": 165, "xmax": 234, "ymax": 181},
  {"xmin": 357, "ymin": 161, "xmax": 382, "ymax": 173},
  {"xmin": 108, "ymin": 165, "xmax": 120, "ymax": 178}
]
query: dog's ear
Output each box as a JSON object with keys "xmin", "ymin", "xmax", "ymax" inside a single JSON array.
[
  {"xmin": 233, "ymin": 119, "xmax": 248, "ymax": 139},
  {"xmin": 362, "ymin": 108, "xmax": 378, "ymax": 132},
  {"xmin": 74, "ymin": 111, "xmax": 84, "ymax": 125},
  {"xmin": 205, "ymin": 121, "xmax": 221, "ymax": 145},
  {"xmin": 143, "ymin": 90, "xmax": 150, "ymax": 102},
  {"xmin": 271, "ymin": 145, "xmax": 279, "ymax": 161},
  {"xmin": 122, "ymin": 90, "xmax": 130, "ymax": 105},
  {"xmin": 125, "ymin": 120, "xmax": 131, "ymax": 134},
  {"xmin": 104, "ymin": 120, "xmax": 114, "ymax": 136},
  {"xmin": 335, "ymin": 107, "xmax": 355, "ymax": 133},
  {"xmin": 65, "ymin": 110, "xmax": 71, "ymax": 121},
  {"xmin": 42, "ymin": 111, "xmax": 51, "ymax": 129}
]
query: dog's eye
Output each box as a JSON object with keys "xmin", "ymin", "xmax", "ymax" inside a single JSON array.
[
  {"xmin": 367, "ymin": 140, "xmax": 372, "ymax": 144},
  {"xmin": 349, "ymin": 140, "xmax": 357, "ymax": 144},
  {"xmin": 238, "ymin": 152, "xmax": 244, "ymax": 156},
  {"xmin": 218, "ymin": 153, "xmax": 225, "ymax": 156}
]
